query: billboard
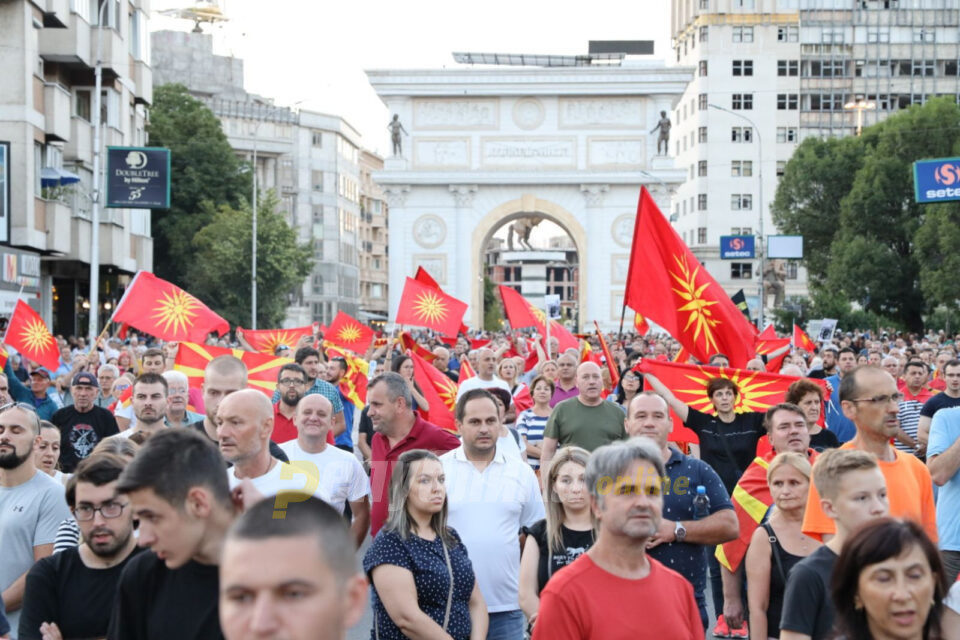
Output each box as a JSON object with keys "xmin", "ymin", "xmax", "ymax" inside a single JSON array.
[
  {"xmin": 767, "ymin": 235, "xmax": 803, "ymax": 259},
  {"xmin": 719, "ymin": 235, "xmax": 755, "ymax": 259},
  {"xmin": 106, "ymin": 146, "xmax": 171, "ymax": 209},
  {"xmin": 914, "ymin": 157, "xmax": 960, "ymax": 204}
]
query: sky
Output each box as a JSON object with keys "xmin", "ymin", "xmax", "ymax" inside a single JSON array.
[{"xmin": 149, "ymin": 0, "xmax": 673, "ymax": 155}]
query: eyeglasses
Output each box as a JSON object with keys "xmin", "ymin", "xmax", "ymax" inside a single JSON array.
[
  {"xmin": 278, "ymin": 378, "xmax": 305, "ymax": 387},
  {"xmin": 849, "ymin": 393, "xmax": 904, "ymax": 406},
  {"xmin": 74, "ymin": 501, "xmax": 129, "ymax": 521}
]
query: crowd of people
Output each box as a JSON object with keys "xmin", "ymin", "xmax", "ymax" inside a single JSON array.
[{"xmin": 1, "ymin": 325, "xmax": 960, "ymax": 639}]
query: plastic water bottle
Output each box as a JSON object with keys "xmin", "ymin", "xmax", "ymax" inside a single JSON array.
[{"xmin": 693, "ymin": 485, "xmax": 710, "ymax": 520}]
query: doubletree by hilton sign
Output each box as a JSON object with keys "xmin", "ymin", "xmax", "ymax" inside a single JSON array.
[{"xmin": 106, "ymin": 147, "xmax": 171, "ymax": 209}]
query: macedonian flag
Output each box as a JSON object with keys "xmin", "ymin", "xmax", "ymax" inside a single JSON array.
[
  {"xmin": 4, "ymin": 300, "xmax": 59, "ymax": 371},
  {"xmin": 237, "ymin": 324, "xmax": 315, "ymax": 355},
  {"xmin": 112, "ymin": 271, "xmax": 229, "ymax": 343},
  {"xmin": 624, "ymin": 187, "xmax": 756, "ymax": 368},
  {"xmin": 395, "ymin": 277, "xmax": 467, "ymax": 337},
  {"xmin": 408, "ymin": 348, "xmax": 458, "ymax": 433},
  {"xmin": 415, "ymin": 267, "xmax": 468, "ymax": 336},
  {"xmin": 497, "ymin": 285, "xmax": 579, "ymax": 352},
  {"xmin": 325, "ymin": 312, "xmax": 374, "ymax": 354},
  {"xmin": 793, "ymin": 324, "xmax": 817, "ymax": 352},
  {"xmin": 174, "ymin": 341, "xmax": 293, "ymax": 397},
  {"xmin": 324, "ymin": 343, "xmax": 369, "ymax": 410}
]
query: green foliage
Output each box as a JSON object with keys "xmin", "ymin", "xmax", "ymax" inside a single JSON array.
[
  {"xmin": 482, "ymin": 275, "xmax": 503, "ymax": 331},
  {"xmin": 188, "ymin": 191, "xmax": 312, "ymax": 328},
  {"xmin": 772, "ymin": 97, "xmax": 960, "ymax": 331},
  {"xmin": 147, "ymin": 84, "xmax": 251, "ymax": 285}
]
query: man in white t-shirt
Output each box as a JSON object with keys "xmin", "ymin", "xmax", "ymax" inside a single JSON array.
[
  {"xmin": 217, "ymin": 390, "xmax": 328, "ymax": 504},
  {"xmin": 455, "ymin": 348, "xmax": 510, "ymax": 401},
  {"xmin": 280, "ymin": 395, "xmax": 370, "ymax": 547}
]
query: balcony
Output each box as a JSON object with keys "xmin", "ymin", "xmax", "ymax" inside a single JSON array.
[
  {"xmin": 92, "ymin": 26, "xmax": 126, "ymax": 76},
  {"xmin": 370, "ymin": 214, "xmax": 387, "ymax": 227},
  {"xmin": 103, "ymin": 126, "xmax": 124, "ymax": 149},
  {"xmin": 45, "ymin": 201, "xmax": 72, "ymax": 254},
  {"xmin": 70, "ymin": 216, "xmax": 92, "ymax": 264},
  {"xmin": 65, "ymin": 117, "xmax": 92, "ymax": 164},
  {"xmin": 39, "ymin": 12, "xmax": 92, "ymax": 67},
  {"xmin": 42, "ymin": 0, "xmax": 70, "ymax": 27},
  {"xmin": 43, "ymin": 83, "xmax": 72, "ymax": 142},
  {"xmin": 130, "ymin": 234, "xmax": 153, "ymax": 273},
  {"xmin": 132, "ymin": 60, "xmax": 152, "ymax": 104},
  {"xmin": 98, "ymin": 223, "xmax": 135, "ymax": 272}
]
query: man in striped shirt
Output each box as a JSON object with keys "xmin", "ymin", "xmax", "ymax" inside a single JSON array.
[{"xmin": 897, "ymin": 359, "xmax": 934, "ymax": 458}]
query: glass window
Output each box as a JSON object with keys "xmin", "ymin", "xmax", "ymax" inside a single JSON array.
[
  {"xmin": 777, "ymin": 25, "xmax": 798, "ymax": 42},
  {"xmin": 732, "ymin": 60, "xmax": 753, "ymax": 76},
  {"xmin": 698, "ymin": 160, "xmax": 708, "ymax": 176},
  {"xmin": 778, "ymin": 60, "xmax": 798, "ymax": 76},
  {"xmin": 777, "ymin": 94, "xmax": 798, "ymax": 110},
  {"xmin": 699, "ymin": 61, "xmax": 708, "ymax": 76},
  {"xmin": 697, "ymin": 227, "xmax": 707, "ymax": 244},
  {"xmin": 731, "ymin": 194, "xmax": 753, "ymax": 210},
  {"xmin": 699, "ymin": 93, "xmax": 708, "ymax": 110},
  {"xmin": 698, "ymin": 194, "xmax": 708, "ymax": 210},
  {"xmin": 732, "ymin": 93, "xmax": 753, "ymax": 110},
  {"xmin": 733, "ymin": 27, "xmax": 754, "ymax": 43},
  {"xmin": 731, "ymin": 263, "xmax": 753, "ymax": 279},
  {"xmin": 699, "ymin": 26, "xmax": 708, "ymax": 42},
  {"xmin": 698, "ymin": 127, "xmax": 708, "ymax": 143}
]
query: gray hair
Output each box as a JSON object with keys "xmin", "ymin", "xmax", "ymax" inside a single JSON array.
[
  {"xmin": 369, "ymin": 371, "xmax": 413, "ymax": 410},
  {"xmin": 586, "ymin": 437, "xmax": 665, "ymax": 507},
  {"xmin": 161, "ymin": 370, "xmax": 189, "ymax": 388},
  {"xmin": 98, "ymin": 364, "xmax": 120, "ymax": 378}
]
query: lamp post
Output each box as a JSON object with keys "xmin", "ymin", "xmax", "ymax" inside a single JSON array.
[
  {"xmin": 87, "ymin": 0, "xmax": 109, "ymax": 344},
  {"xmin": 708, "ymin": 103, "xmax": 765, "ymax": 329},
  {"xmin": 251, "ymin": 124, "xmax": 259, "ymax": 330},
  {"xmin": 844, "ymin": 99, "xmax": 876, "ymax": 137}
]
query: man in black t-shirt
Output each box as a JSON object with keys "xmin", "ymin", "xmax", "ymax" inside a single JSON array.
[
  {"xmin": 780, "ymin": 448, "xmax": 889, "ymax": 640},
  {"xmin": 918, "ymin": 359, "xmax": 960, "ymax": 454},
  {"xmin": 51, "ymin": 372, "xmax": 118, "ymax": 472},
  {"xmin": 110, "ymin": 429, "xmax": 239, "ymax": 640},
  {"xmin": 19, "ymin": 453, "xmax": 141, "ymax": 640}
]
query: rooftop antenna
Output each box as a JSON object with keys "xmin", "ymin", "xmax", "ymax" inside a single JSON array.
[{"xmin": 157, "ymin": 0, "xmax": 228, "ymax": 33}]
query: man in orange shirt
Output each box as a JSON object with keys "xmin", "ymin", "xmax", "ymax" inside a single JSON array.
[{"xmin": 801, "ymin": 365, "xmax": 937, "ymax": 543}]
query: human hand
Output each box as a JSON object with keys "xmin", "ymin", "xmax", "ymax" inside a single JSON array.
[
  {"xmin": 231, "ymin": 478, "xmax": 266, "ymax": 512},
  {"xmin": 39, "ymin": 621, "xmax": 63, "ymax": 640},
  {"xmin": 646, "ymin": 519, "xmax": 676, "ymax": 549},
  {"xmin": 723, "ymin": 598, "xmax": 744, "ymax": 630}
]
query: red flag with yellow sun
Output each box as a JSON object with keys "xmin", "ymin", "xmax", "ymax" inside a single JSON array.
[
  {"xmin": 408, "ymin": 348, "xmax": 458, "ymax": 433},
  {"xmin": 624, "ymin": 187, "xmax": 756, "ymax": 368},
  {"xmin": 324, "ymin": 312, "xmax": 374, "ymax": 354},
  {"xmin": 323, "ymin": 343, "xmax": 369, "ymax": 410},
  {"xmin": 497, "ymin": 285, "xmax": 579, "ymax": 352},
  {"xmin": 174, "ymin": 341, "xmax": 292, "ymax": 397},
  {"xmin": 395, "ymin": 277, "xmax": 467, "ymax": 337},
  {"xmin": 237, "ymin": 324, "xmax": 315, "ymax": 354},
  {"xmin": 4, "ymin": 300, "xmax": 60, "ymax": 370},
  {"xmin": 112, "ymin": 271, "xmax": 229, "ymax": 343}
]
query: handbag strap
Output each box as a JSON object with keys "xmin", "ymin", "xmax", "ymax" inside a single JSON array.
[
  {"xmin": 762, "ymin": 522, "xmax": 788, "ymax": 586},
  {"xmin": 441, "ymin": 535, "xmax": 454, "ymax": 632}
]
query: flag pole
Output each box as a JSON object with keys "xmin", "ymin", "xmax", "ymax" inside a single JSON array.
[{"xmin": 618, "ymin": 303, "xmax": 627, "ymax": 344}]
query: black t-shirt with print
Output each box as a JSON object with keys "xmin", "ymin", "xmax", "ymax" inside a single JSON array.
[
  {"xmin": 523, "ymin": 519, "xmax": 595, "ymax": 593},
  {"xmin": 683, "ymin": 407, "xmax": 766, "ymax": 495},
  {"xmin": 51, "ymin": 406, "xmax": 119, "ymax": 473}
]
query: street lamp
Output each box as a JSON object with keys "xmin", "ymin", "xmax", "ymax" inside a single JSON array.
[
  {"xmin": 844, "ymin": 99, "xmax": 876, "ymax": 137},
  {"xmin": 87, "ymin": 0, "xmax": 109, "ymax": 344},
  {"xmin": 708, "ymin": 103, "xmax": 765, "ymax": 329}
]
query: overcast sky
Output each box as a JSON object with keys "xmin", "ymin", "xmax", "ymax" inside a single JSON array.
[{"xmin": 149, "ymin": 0, "xmax": 673, "ymax": 155}]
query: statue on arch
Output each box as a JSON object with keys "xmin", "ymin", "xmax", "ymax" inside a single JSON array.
[
  {"xmin": 507, "ymin": 216, "xmax": 544, "ymax": 251},
  {"xmin": 650, "ymin": 110, "xmax": 672, "ymax": 156},
  {"xmin": 387, "ymin": 114, "xmax": 408, "ymax": 156}
]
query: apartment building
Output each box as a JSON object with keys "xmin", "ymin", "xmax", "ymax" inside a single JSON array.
[
  {"xmin": 0, "ymin": 0, "xmax": 153, "ymax": 335},
  {"xmin": 358, "ymin": 150, "xmax": 388, "ymax": 325}
]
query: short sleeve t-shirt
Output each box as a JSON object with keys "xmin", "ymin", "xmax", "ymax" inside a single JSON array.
[
  {"xmin": 278, "ymin": 441, "xmax": 369, "ymax": 513},
  {"xmin": 920, "ymin": 392, "xmax": 960, "ymax": 419},
  {"xmin": 809, "ymin": 428, "xmax": 841, "ymax": 452},
  {"xmin": 683, "ymin": 407, "xmax": 766, "ymax": 495},
  {"xmin": 227, "ymin": 460, "xmax": 332, "ymax": 506},
  {"xmin": 779, "ymin": 545, "xmax": 839, "ymax": 640},
  {"xmin": 928, "ymin": 406, "xmax": 960, "ymax": 549},
  {"xmin": 0, "ymin": 470, "xmax": 71, "ymax": 636},
  {"xmin": 516, "ymin": 409, "xmax": 549, "ymax": 469},
  {"xmin": 50, "ymin": 406, "xmax": 119, "ymax": 473},
  {"xmin": 523, "ymin": 519, "xmax": 594, "ymax": 593},
  {"xmin": 897, "ymin": 387, "xmax": 934, "ymax": 453},
  {"xmin": 543, "ymin": 398, "xmax": 626, "ymax": 452}
]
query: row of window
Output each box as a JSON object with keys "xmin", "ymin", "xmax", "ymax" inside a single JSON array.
[{"xmin": 689, "ymin": 161, "xmax": 755, "ymax": 178}]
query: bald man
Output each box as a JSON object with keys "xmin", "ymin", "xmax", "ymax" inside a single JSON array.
[
  {"xmin": 540, "ymin": 362, "xmax": 626, "ymax": 475},
  {"xmin": 217, "ymin": 390, "xmax": 329, "ymax": 504},
  {"xmin": 550, "ymin": 353, "xmax": 580, "ymax": 406},
  {"xmin": 280, "ymin": 395, "xmax": 370, "ymax": 547},
  {"xmin": 456, "ymin": 347, "xmax": 509, "ymax": 400},
  {"xmin": 432, "ymin": 346, "xmax": 459, "ymax": 383}
]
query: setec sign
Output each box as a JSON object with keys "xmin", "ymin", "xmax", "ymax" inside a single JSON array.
[
  {"xmin": 914, "ymin": 157, "xmax": 960, "ymax": 204},
  {"xmin": 719, "ymin": 235, "xmax": 755, "ymax": 260},
  {"xmin": 106, "ymin": 147, "xmax": 171, "ymax": 209}
]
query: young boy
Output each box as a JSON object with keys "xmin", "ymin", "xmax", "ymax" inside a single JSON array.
[{"xmin": 779, "ymin": 449, "xmax": 890, "ymax": 640}]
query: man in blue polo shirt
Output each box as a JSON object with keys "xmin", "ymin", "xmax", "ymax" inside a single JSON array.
[{"xmin": 626, "ymin": 391, "xmax": 739, "ymax": 630}]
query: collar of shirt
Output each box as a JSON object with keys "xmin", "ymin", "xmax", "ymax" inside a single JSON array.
[
  {"xmin": 665, "ymin": 447, "xmax": 686, "ymax": 468},
  {"xmin": 451, "ymin": 444, "xmax": 507, "ymax": 466}
]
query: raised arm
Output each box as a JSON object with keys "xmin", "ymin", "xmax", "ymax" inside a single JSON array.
[{"xmin": 643, "ymin": 373, "xmax": 690, "ymax": 423}]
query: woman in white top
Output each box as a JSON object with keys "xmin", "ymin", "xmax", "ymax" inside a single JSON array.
[{"xmin": 36, "ymin": 420, "xmax": 67, "ymax": 484}]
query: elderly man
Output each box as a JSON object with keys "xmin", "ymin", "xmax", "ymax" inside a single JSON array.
[
  {"xmin": 456, "ymin": 347, "xmax": 509, "ymax": 400},
  {"xmin": 95, "ymin": 365, "xmax": 119, "ymax": 409},
  {"xmin": 627, "ymin": 392, "xmax": 738, "ymax": 630},
  {"xmin": 549, "ymin": 353, "xmax": 579, "ymax": 407},
  {"xmin": 6, "ymin": 365, "xmax": 59, "ymax": 421},
  {"xmin": 540, "ymin": 362, "xmax": 626, "ymax": 474},
  {"xmin": 432, "ymin": 345, "xmax": 459, "ymax": 383},
  {"xmin": 51, "ymin": 372, "xmax": 118, "ymax": 472}
]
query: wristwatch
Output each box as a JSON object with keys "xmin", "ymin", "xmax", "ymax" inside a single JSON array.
[{"xmin": 674, "ymin": 520, "xmax": 687, "ymax": 543}]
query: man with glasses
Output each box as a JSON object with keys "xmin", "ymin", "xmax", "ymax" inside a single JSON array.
[
  {"xmin": 51, "ymin": 373, "xmax": 118, "ymax": 473},
  {"xmin": 273, "ymin": 363, "xmax": 308, "ymax": 444},
  {"xmin": 161, "ymin": 371, "xmax": 203, "ymax": 429},
  {"xmin": 0, "ymin": 403, "xmax": 71, "ymax": 638},
  {"xmin": 801, "ymin": 365, "xmax": 938, "ymax": 543},
  {"xmin": 18, "ymin": 453, "xmax": 141, "ymax": 640},
  {"xmin": 94, "ymin": 365, "xmax": 119, "ymax": 409}
]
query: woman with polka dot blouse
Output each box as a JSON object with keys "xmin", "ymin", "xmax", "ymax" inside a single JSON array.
[{"xmin": 364, "ymin": 449, "xmax": 488, "ymax": 639}]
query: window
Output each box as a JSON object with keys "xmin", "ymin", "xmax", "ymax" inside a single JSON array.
[
  {"xmin": 786, "ymin": 262, "xmax": 798, "ymax": 279},
  {"xmin": 731, "ymin": 194, "xmax": 753, "ymax": 210},
  {"xmin": 699, "ymin": 0, "xmax": 708, "ymax": 8},
  {"xmin": 809, "ymin": 93, "xmax": 844, "ymax": 111},
  {"xmin": 741, "ymin": 227, "xmax": 752, "ymax": 236},
  {"xmin": 777, "ymin": 25, "xmax": 798, "ymax": 42},
  {"xmin": 698, "ymin": 127, "xmax": 708, "ymax": 143},
  {"xmin": 698, "ymin": 160, "xmax": 708, "ymax": 176},
  {"xmin": 809, "ymin": 60, "xmax": 846, "ymax": 77},
  {"xmin": 821, "ymin": 28, "xmax": 844, "ymax": 44},
  {"xmin": 699, "ymin": 61, "xmax": 708, "ymax": 77},
  {"xmin": 100, "ymin": 88, "xmax": 119, "ymax": 127},
  {"xmin": 698, "ymin": 194, "xmax": 708, "ymax": 210},
  {"xmin": 312, "ymin": 131, "xmax": 323, "ymax": 147},
  {"xmin": 913, "ymin": 60, "xmax": 935, "ymax": 77},
  {"xmin": 34, "ymin": 142, "xmax": 43, "ymax": 197},
  {"xmin": 690, "ymin": 164, "xmax": 695, "ymax": 179},
  {"xmin": 731, "ymin": 161, "xmax": 753, "ymax": 177},
  {"xmin": 777, "ymin": 93, "xmax": 798, "ymax": 110},
  {"xmin": 699, "ymin": 26, "xmax": 708, "ymax": 42},
  {"xmin": 732, "ymin": 93, "xmax": 753, "ymax": 110},
  {"xmin": 731, "ymin": 263, "xmax": 753, "ymax": 279},
  {"xmin": 731, "ymin": 127, "xmax": 753, "ymax": 143},
  {"xmin": 913, "ymin": 29, "xmax": 935, "ymax": 43},
  {"xmin": 867, "ymin": 28, "xmax": 890, "ymax": 43},
  {"xmin": 698, "ymin": 93, "xmax": 708, "ymax": 110},
  {"xmin": 732, "ymin": 60, "xmax": 753, "ymax": 76},
  {"xmin": 74, "ymin": 89, "xmax": 91, "ymax": 121},
  {"xmin": 733, "ymin": 26, "xmax": 754, "ymax": 43},
  {"xmin": 777, "ymin": 60, "xmax": 798, "ymax": 76},
  {"xmin": 312, "ymin": 171, "xmax": 324, "ymax": 191},
  {"xmin": 776, "ymin": 161, "xmax": 786, "ymax": 176},
  {"xmin": 776, "ymin": 127, "xmax": 798, "ymax": 143}
]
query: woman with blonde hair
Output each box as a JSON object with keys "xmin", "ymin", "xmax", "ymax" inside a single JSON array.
[
  {"xmin": 364, "ymin": 449, "xmax": 487, "ymax": 640},
  {"xmin": 745, "ymin": 452, "xmax": 821, "ymax": 639},
  {"xmin": 519, "ymin": 446, "xmax": 595, "ymax": 630}
]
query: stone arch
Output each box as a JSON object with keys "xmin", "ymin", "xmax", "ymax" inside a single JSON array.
[{"xmin": 471, "ymin": 194, "xmax": 588, "ymax": 328}]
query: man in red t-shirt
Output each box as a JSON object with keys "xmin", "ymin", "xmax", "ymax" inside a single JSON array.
[
  {"xmin": 273, "ymin": 363, "xmax": 308, "ymax": 444},
  {"xmin": 368, "ymin": 372, "xmax": 459, "ymax": 537},
  {"xmin": 533, "ymin": 438, "xmax": 704, "ymax": 640}
]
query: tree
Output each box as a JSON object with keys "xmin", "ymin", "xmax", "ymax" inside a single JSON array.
[
  {"xmin": 482, "ymin": 275, "xmax": 503, "ymax": 331},
  {"xmin": 188, "ymin": 191, "xmax": 312, "ymax": 328},
  {"xmin": 772, "ymin": 97, "xmax": 960, "ymax": 331},
  {"xmin": 147, "ymin": 84, "xmax": 251, "ymax": 285}
]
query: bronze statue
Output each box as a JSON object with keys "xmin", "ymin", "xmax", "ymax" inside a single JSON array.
[
  {"xmin": 507, "ymin": 216, "xmax": 544, "ymax": 251},
  {"xmin": 763, "ymin": 260, "xmax": 787, "ymax": 308},
  {"xmin": 650, "ymin": 110, "xmax": 672, "ymax": 156},
  {"xmin": 387, "ymin": 114, "xmax": 408, "ymax": 156}
]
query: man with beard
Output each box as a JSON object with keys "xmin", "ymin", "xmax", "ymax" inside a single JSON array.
[
  {"xmin": 116, "ymin": 373, "xmax": 168, "ymax": 439},
  {"xmin": 272, "ymin": 364, "xmax": 308, "ymax": 444},
  {"xmin": 18, "ymin": 453, "xmax": 141, "ymax": 640},
  {"xmin": 0, "ymin": 403, "xmax": 71, "ymax": 638},
  {"xmin": 51, "ymin": 372, "xmax": 118, "ymax": 473}
]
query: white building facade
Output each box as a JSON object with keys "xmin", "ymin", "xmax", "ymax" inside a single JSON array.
[{"xmin": 367, "ymin": 62, "xmax": 692, "ymax": 330}]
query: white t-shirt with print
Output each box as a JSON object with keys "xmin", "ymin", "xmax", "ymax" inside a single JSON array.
[{"xmin": 278, "ymin": 441, "xmax": 369, "ymax": 514}]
